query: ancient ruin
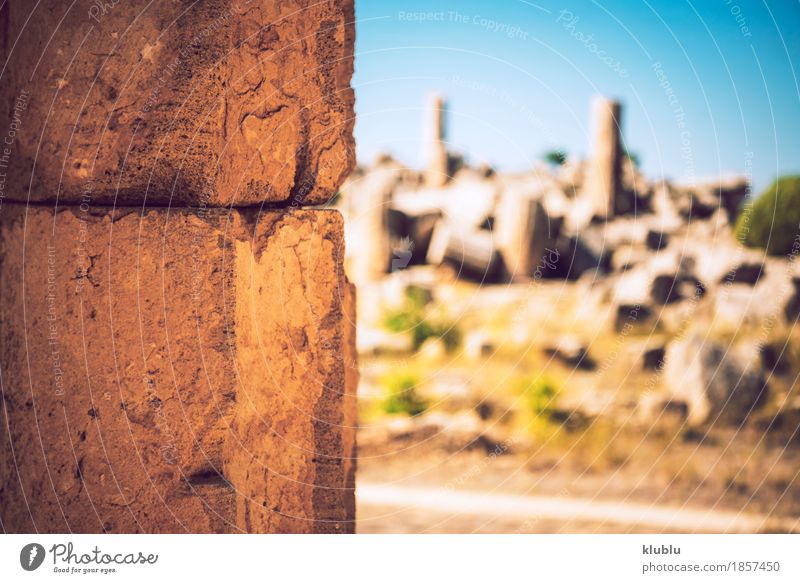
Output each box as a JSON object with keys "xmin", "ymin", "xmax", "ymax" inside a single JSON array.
[
  {"xmin": 424, "ymin": 94, "xmax": 450, "ymax": 188},
  {"xmin": 2, "ymin": 1, "xmax": 798, "ymax": 539},
  {"xmin": 585, "ymin": 97, "xmax": 623, "ymax": 218},
  {"xmin": 340, "ymin": 92, "xmax": 796, "ymax": 430},
  {"xmin": 0, "ymin": 1, "xmax": 357, "ymax": 533}
]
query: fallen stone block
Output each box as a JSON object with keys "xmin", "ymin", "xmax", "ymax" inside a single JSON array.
[
  {"xmin": 613, "ymin": 303, "xmax": 654, "ymax": 333},
  {"xmin": 645, "ymin": 230, "xmax": 669, "ymax": 251},
  {"xmin": 759, "ymin": 341, "xmax": 792, "ymax": 377},
  {"xmin": 718, "ymin": 262, "xmax": 765, "ymax": 285},
  {"xmin": 387, "ymin": 209, "xmax": 441, "ymax": 268},
  {"xmin": 785, "ymin": 277, "xmax": 800, "ymax": 323},
  {"xmin": 495, "ymin": 194, "xmax": 553, "ymax": 282},
  {"xmin": 542, "ymin": 337, "xmax": 596, "ymax": 371},
  {"xmin": 642, "ymin": 345, "xmax": 666, "ymax": 370},
  {"xmin": 0, "ymin": 0, "xmax": 355, "ymax": 206},
  {"xmin": 650, "ymin": 273, "xmax": 705, "ymax": 305},
  {"xmin": 0, "ymin": 204, "xmax": 356, "ymax": 533},
  {"xmin": 426, "ymin": 220, "xmax": 503, "ymax": 282},
  {"xmin": 552, "ymin": 228, "xmax": 611, "ymax": 280},
  {"xmin": 664, "ymin": 333, "xmax": 767, "ymax": 426}
]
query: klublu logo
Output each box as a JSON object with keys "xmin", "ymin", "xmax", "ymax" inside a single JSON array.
[{"xmin": 20, "ymin": 543, "xmax": 46, "ymax": 571}]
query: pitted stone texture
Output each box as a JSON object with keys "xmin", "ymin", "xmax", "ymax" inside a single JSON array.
[
  {"xmin": 0, "ymin": 0, "xmax": 355, "ymax": 206},
  {"xmin": 0, "ymin": 204, "xmax": 356, "ymax": 533},
  {"xmin": 341, "ymin": 283, "xmax": 358, "ymax": 523}
]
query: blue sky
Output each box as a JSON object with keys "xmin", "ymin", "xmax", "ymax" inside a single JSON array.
[{"xmin": 352, "ymin": 0, "xmax": 800, "ymax": 194}]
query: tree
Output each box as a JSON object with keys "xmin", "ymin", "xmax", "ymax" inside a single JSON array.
[
  {"xmin": 736, "ymin": 176, "xmax": 800, "ymax": 256},
  {"xmin": 543, "ymin": 149, "xmax": 567, "ymax": 167}
]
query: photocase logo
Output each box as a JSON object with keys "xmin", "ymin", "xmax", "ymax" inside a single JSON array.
[
  {"xmin": 20, "ymin": 543, "xmax": 46, "ymax": 571},
  {"xmin": 391, "ymin": 236, "xmax": 415, "ymax": 271}
]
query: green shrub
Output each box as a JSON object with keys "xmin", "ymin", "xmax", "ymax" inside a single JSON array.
[
  {"xmin": 384, "ymin": 310, "xmax": 417, "ymax": 333},
  {"xmin": 436, "ymin": 325, "xmax": 462, "ymax": 352},
  {"xmin": 736, "ymin": 176, "xmax": 800, "ymax": 256},
  {"xmin": 383, "ymin": 286, "xmax": 461, "ymax": 352},
  {"xmin": 404, "ymin": 284, "xmax": 431, "ymax": 308},
  {"xmin": 517, "ymin": 375, "xmax": 558, "ymax": 418},
  {"xmin": 512, "ymin": 375, "xmax": 563, "ymax": 438},
  {"xmin": 382, "ymin": 373, "xmax": 427, "ymax": 416},
  {"xmin": 409, "ymin": 321, "xmax": 437, "ymax": 351}
]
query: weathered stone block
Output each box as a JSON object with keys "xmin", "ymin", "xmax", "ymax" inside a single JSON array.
[
  {"xmin": 664, "ymin": 333, "xmax": 767, "ymax": 426},
  {"xmin": 0, "ymin": 0, "xmax": 355, "ymax": 206},
  {"xmin": 495, "ymin": 195, "xmax": 552, "ymax": 282},
  {"xmin": 0, "ymin": 203, "xmax": 356, "ymax": 533}
]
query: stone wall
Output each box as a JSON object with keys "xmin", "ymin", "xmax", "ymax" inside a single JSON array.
[
  {"xmin": 0, "ymin": 1, "xmax": 357, "ymax": 534},
  {"xmin": 0, "ymin": 0, "xmax": 355, "ymax": 206}
]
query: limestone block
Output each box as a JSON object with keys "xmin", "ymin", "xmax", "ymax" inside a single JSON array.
[
  {"xmin": 0, "ymin": 0, "xmax": 355, "ymax": 206},
  {"xmin": 426, "ymin": 220, "xmax": 502, "ymax": 280},
  {"xmin": 0, "ymin": 203, "xmax": 356, "ymax": 533},
  {"xmin": 495, "ymin": 194, "xmax": 552, "ymax": 282},
  {"xmin": 664, "ymin": 333, "xmax": 767, "ymax": 426},
  {"xmin": 342, "ymin": 164, "xmax": 399, "ymax": 284}
]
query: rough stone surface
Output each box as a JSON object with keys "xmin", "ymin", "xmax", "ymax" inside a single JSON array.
[
  {"xmin": 542, "ymin": 337, "xmax": 596, "ymax": 371},
  {"xmin": 642, "ymin": 346, "xmax": 666, "ymax": 370},
  {"xmin": 613, "ymin": 303, "xmax": 654, "ymax": 333},
  {"xmin": 585, "ymin": 97, "xmax": 622, "ymax": 218},
  {"xmin": 650, "ymin": 273, "xmax": 705, "ymax": 305},
  {"xmin": 342, "ymin": 160, "xmax": 399, "ymax": 284},
  {"xmin": 718, "ymin": 262, "xmax": 764, "ymax": 285},
  {"xmin": 341, "ymin": 283, "xmax": 358, "ymax": 524},
  {"xmin": 664, "ymin": 334, "xmax": 767, "ymax": 426},
  {"xmin": 784, "ymin": 277, "xmax": 800, "ymax": 323},
  {"xmin": 553, "ymin": 229, "xmax": 610, "ymax": 280},
  {"xmin": 0, "ymin": 204, "xmax": 356, "ymax": 533},
  {"xmin": 0, "ymin": 0, "xmax": 355, "ymax": 206},
  {"xmin": 495, "ymin": 195, "xmax": 552, "ymax": 282},
  {"xmin": 645, "ymin": 230, "xmax": 669, "ymax": 251}
]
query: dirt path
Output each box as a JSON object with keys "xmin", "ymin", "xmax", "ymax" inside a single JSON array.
[{"xmin": 356, "ymin": 482, "xmax": 799, "ymax": 534}]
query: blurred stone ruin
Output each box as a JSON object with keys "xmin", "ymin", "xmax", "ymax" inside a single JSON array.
[{"xmin": 340, "ymin": 92, "xmax": 800, "ymax": 431}]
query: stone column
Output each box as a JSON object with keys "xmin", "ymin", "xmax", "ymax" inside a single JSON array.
[
  {"xmin": 585, "ymin": 97, "xmax": 623, "ymax": 218},
  {"xmin": 495, "ymin": 191, "xmax": 552, "ymax": 282},
  {"xmin": 0, "ymin": 0, "xmax": 357, "ymax": 534},
  {"xmin": 343, "ymin": 165, "xmax": 396, "ymax": 284},
  {"xmin": 424, "ymin": 93, "xmax": 449, "ymax": 187}
]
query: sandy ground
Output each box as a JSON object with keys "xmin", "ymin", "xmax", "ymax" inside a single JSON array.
[{"xmin": 355, "ymin": 426, "xmax": 800, "ymax": 534}]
